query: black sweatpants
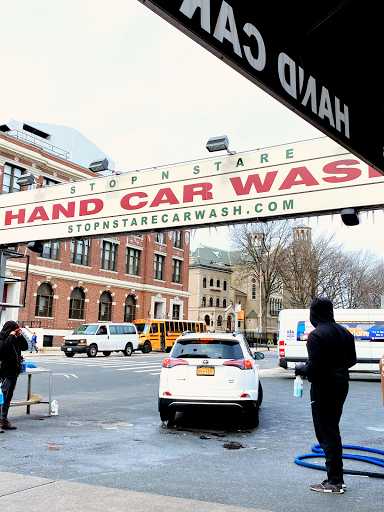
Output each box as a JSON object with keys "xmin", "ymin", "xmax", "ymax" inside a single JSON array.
[
  {"xmin": 310, "ymin": 381, "xmax": 349, "ymax": 486},
  {"xmin": 0, "ymin": 376, "xmax": 18, "ymax": 420}
]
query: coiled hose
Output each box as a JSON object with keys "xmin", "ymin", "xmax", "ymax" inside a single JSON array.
[{"xmin": 295, "ymin": 444, "xmax": 384, "ymax": 478}]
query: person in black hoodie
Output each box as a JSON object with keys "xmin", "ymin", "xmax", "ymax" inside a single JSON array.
[
  {"xmin": 295, "ymin": 297, "xmax": 356, "ymax": 494},
  {"xmin": 0, "ymin": 321, "xmax": 28, "ymax": 432}
]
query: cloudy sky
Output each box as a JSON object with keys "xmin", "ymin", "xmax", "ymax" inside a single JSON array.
[{"xmin": 2, "ymin": 0, "xmax": 383, "ymax": 255}]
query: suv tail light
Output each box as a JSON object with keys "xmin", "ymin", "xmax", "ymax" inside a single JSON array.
[
  {"xmin": 162, "ymin": 358, "xmax": 189, "ymax": 368},
  {"xmin": 279, "ymin": 340, "xmax": 285, "ymax": 357},
  {"xmin": 223, "ymin": 359, "xmax": 253, "ymax": 370}
]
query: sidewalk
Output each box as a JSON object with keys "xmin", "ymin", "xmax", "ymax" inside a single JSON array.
[
  {"xmin": 0, "ymin": 471, "xmax": 272, "ymax": 512},
  {"xmin": 27, "ymin": 347, "xmax": 62, "ymax": 356}
]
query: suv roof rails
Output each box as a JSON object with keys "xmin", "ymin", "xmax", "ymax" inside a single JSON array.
[{"xmin": 182, "ymin": 330, "xmax": 191, "ymax": 335}]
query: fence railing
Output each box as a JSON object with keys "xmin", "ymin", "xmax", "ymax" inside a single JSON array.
[{"xmin": 242, "ymin": 331, "xmax": 277, "ymax": 348}]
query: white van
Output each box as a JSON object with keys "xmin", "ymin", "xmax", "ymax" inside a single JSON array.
[
  {"xmin": 61, "ymin": 323, "xmax": 139, "ymax": 358},
  {"xmin": 278, "ymin": 309, "xmax": 384, "ymax": 372}
]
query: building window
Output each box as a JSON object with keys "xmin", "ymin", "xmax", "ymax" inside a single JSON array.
[
  {"xmin": 252, "ymin": 283, "xmax": 256, "ymax": 300},
  {"xmin": 223, "ymin": 280, "xmax": 227, "ymax": 291},
  {"xmin": 100, "ymin": 241, "xmax": 117, "ymax": 271},
  {"xmin": 43, "ymin": 176, "xmax": 59, "ymax": 187},
  {"xmin": 216, "ymin": 298, "xmax": 220, "ymax": 307},
  {"xmin": 71, "ymin": 240, "xmax": 90, "ymax": 266},
  {"xmin": 154, "ymin": 254, "xmax": 164, "ymax": 280},
  {"xmin": 99, "ymin": 291, "xmax": 112, "ymax": 321},
  {"xmin": 69, "ymin": 287, "xmax": 85, "ymax": 319},
  {"xmin": 172, "ymin": 303, "xmax": 180, "ymax": 320},
  {"xmin": 155, "ymin": 233, "xmax": 164, "ymax": 244},
  {"xmin": 124, "ymin": 295, "xmax": 136, "ymax": 323},
  {"xmin": 205, "ymin": 314, "xmax": 210, "ymax": 326},
  {"xmin": 2, "ymin": 164, "xmax": 23, "ymax": 194},
  {"xmin": 173, "ymin": 231, "xmax": 182, "ymax": 248},
  {"xmin": 39, "ymin": 242, "xmax": 60, "ymax": 260},
  {"xmin": 270, "ymin": 298, "xmax": 282, "ymax": 316},
  {"xmin": 209, "ymin": 278, "xmax": 214, "ymax": 287},
  {"xmin": 35, "ymin": 283, "xmax": 53, "ymax": 317},
  {"xmin": 172, "ymin": 259, "xmax": 182, "ymax": 283},
  {"xmin": 202, "ymin": 296, "xmax": 206, "ymax": 307},
  {"xmin": 223, "ymin": 298, "xmax": 227, "ymax": 308},
  {"xmin": 216, "ymin": 279, "xmax": 220, "ymax": 288},
  {"xmin": 203, "ymin": 277, "xmax": 207, "ymax": 288},
  {"xmin": 126, "ymin": 247, "xmax": 141, "ymax": 276},
  {"xmin": 209, "ymin": 297, "xmax": 214, "ymax": 307}
]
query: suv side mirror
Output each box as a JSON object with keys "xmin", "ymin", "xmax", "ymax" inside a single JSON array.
[{"xmin": 253, "ymin": 352, "xmax": 265, "ymax": 360}]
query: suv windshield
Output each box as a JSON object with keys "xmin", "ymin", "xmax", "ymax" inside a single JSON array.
[
  {"xmin": 135, "ymin": 323, "xmax": 150, "ymax": 334},
  {"xmin": 172, "ymin": 338, "xmax": 243, "ymax": 359},
  {"xmin": 72, "ymin": 325, "xmax": 99, "ymax": 335}
]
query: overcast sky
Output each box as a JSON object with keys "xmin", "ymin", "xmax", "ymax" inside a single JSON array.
[{"xmin": 2, "ymin": 0, "xmax": 383, "ymax": 256}]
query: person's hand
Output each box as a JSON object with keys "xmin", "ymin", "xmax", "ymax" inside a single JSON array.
[
  {"xmin": 10, "ymin": 331, "xmax": 16, "ymax": 335},
  {"xmin": 295, "ymin": 363, "xmax": 305, "ymax": 376}
]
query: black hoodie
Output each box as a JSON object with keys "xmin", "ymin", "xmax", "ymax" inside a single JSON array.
[
  {"xmin": 299, "ymin": 298, "xmax": 356, "ymax": 385},
  {"xmin": 0, "ymin": 321, "xmax": 28, "ymax": 378}
]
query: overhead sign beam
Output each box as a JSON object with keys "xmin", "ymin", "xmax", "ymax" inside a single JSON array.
[
  {"xmin": 1, "ymin": 138, "xmax": 384, "ymax": 246},
  {"xmin": 138, "ymin": 0, "xmax": 384, "ymax": 174}
]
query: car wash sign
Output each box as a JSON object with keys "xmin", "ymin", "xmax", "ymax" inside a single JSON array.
[
  {"xmin": 1, "ymin": 138, "xmax": 384, "ymax": 245},
  {"xmin": 139, "ymin": 0, "xmax": 384, "ymax": 174}
]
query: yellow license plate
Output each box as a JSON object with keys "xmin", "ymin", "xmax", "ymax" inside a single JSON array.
[{"xmin": 197, "ymin": 367, "xmax": 215, "ymax": 376}]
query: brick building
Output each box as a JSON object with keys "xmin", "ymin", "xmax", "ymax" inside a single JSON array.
[{"xmin": 0, "ymin": 121, "xmax": 189, "ymax": 347}]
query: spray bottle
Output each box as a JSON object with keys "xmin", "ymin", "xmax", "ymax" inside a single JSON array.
[{"xmin": 293, "ymin": 375, "xmax": 303, "ymax": 397}]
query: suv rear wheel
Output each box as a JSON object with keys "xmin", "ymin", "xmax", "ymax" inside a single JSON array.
[
  {"xmin": 258, "ymin": 381, "xmax": 263, "ymax": 407},
  {"xmin": 246, "ymin": 403, "xmax": 259, "ymax": 428},
  {"xmin": 123, "ymin": 343, "xmax": 133, "ymax": 356}
]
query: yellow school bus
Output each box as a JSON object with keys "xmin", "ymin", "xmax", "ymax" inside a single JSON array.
[{"xmin": 133, "ymin": 319, "xmax": 207, "ymax": 353}]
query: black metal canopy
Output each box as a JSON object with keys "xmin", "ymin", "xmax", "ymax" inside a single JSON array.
[{"xmin": 140, "ymin": 1, "xmax": 384, "ymax": 173}]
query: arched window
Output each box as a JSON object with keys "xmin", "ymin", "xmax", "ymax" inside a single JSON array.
[
  {"xmin": 223, "ymin": 280, "xmax": 227, "ymax": 291},
  {"xmin": 209, "ymin": 297, "xmax": 214, "ymax": 307},
  {"xmin": 223, "ymin": 298, "xmax": 227, "ymax": 308},
  {"xmin": 204, "ymin": 314, "xmax": 210, "ymax": 326},
  {"xmin": 252, "ymin": 283, "xmax": 256, "ymax": 300},
  {"xmin": 217, "ymin": 315, "xmax": 222, "ymax": 327},
  {"xmin": 124, "ymin": 295, "xmax": 136, "ymax": 323},
  {"xmin": 69, "ymin": 287, "xmax": 85, "ymax": 319},
  {"xmin": 202, "ymin": 296, "xmax": 206, "ymax": 307},
  {"xmin": 203, "ymin": 277, "xmax": 207, "ymax": 288},
  {"xmin": 99, "ymin": 291, "xmax": 112, "ymax": 321},
  {"xmin": 209, "ymin": 278, "xmax": 214, "ymax": 287},
  {"xmin": 216, "ymin": 298, "xmax": 220, "ymax": 307},
  {"xmin": 35, "ymin": 283, "xmax": 53, "ymax": 317},
  {"xmin": 216, "ymin": 279, "xmax": 220, "ymax": 288}
]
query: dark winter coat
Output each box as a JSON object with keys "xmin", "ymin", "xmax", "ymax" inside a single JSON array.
[
  {"xmin": 297, "ymin": 298, "xmax": 357, "ymax": 385},
  {"xmin": 0, "ymin": 321, "xmax": 28, "ymax": 378}
]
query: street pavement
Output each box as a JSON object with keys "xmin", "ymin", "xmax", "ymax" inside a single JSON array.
[{"xmin": 1, "ymin": 348, "xmax": 383, "ymax": 512}]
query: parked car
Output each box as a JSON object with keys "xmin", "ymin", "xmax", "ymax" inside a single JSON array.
[
  {"xmin": 61, "ymin": 323, "xmax": 139, "ymax": 357},
  {"xmin": 158, "ymin": 332, "xmax": 264, "ymax": 427}
]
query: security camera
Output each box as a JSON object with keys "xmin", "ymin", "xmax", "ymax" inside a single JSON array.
[{"xmin": 340, "ymin": 208, "xmax": 359, "ymax": 226}]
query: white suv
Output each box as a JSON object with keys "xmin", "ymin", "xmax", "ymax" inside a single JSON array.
[{"xmin": 158, "ymin": 332, "xmax": 264, "ymax": 427}]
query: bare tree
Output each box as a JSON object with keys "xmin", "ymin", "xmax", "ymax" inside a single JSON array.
[
  {"xmin": 229, "ymin": 220, "xmax": 294, "ymax": 333},
  {"xmin": 279, "ymin": 228, "xmax": 343, "ymax": 308}
]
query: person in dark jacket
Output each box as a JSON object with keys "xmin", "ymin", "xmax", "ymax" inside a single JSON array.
[
  {"xmin": 295, "ymin": 297, "xmax": 356, "ymax": 494},
  {"xmin": 0, "ymin": 321, "xmax": 28, "ymax": 432}
]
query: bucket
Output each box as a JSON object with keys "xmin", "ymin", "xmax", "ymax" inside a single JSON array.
[{"xmin": 51, "ymin": 400, "xmax": 58, "ymax": 416}]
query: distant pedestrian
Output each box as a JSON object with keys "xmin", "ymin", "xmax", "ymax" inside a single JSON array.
[
  {"xmin": 0, "ymin": 321, "xmax": 29, "ymax": 432},
  {"xmin": 295, "ymin": 298, "xmax": 356, "ymax": 494},
  {"xmin": 30, "ymin": 332, "xmax": 38, "ymax": 353}
]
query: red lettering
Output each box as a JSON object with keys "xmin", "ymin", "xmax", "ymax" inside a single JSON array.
[
  {"xmin": 183, "ymin": 183, "xmax": 213, "ymax": 203},
  {"xmin": 279, "ymin": 167, "xmax": 319, "ymax": 190},
  {"xmin": 120, "ymin": 192, "xmax": 148, "ymax": 211},
  {"xmin": 230, "ymin": 171, "xmax": 278, "ymax": 196},
  {"xmin": 369, "ymin": 166, "xmax": 383, "ymax": 178},
  {"xmin": 5, "ymin": 208, "xmax": 26, "ymax": 226},
  {"xmin": 52, "ymin": 202, "xmax": 75, "ymax": 220},
  {"xmin": 27, "ymin": 206, "xmax": 49, "ymax": 223},
  {"xmin": 150, "ymin": 188, "xmax": 180, "ymax": 208},
  {"xmin": 322, "ymin": 159, "xmax": 361, "ymax": 183},
  {"xmin": 79, "ymin": 199, "xmax": 104, "ymax": 216}
]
